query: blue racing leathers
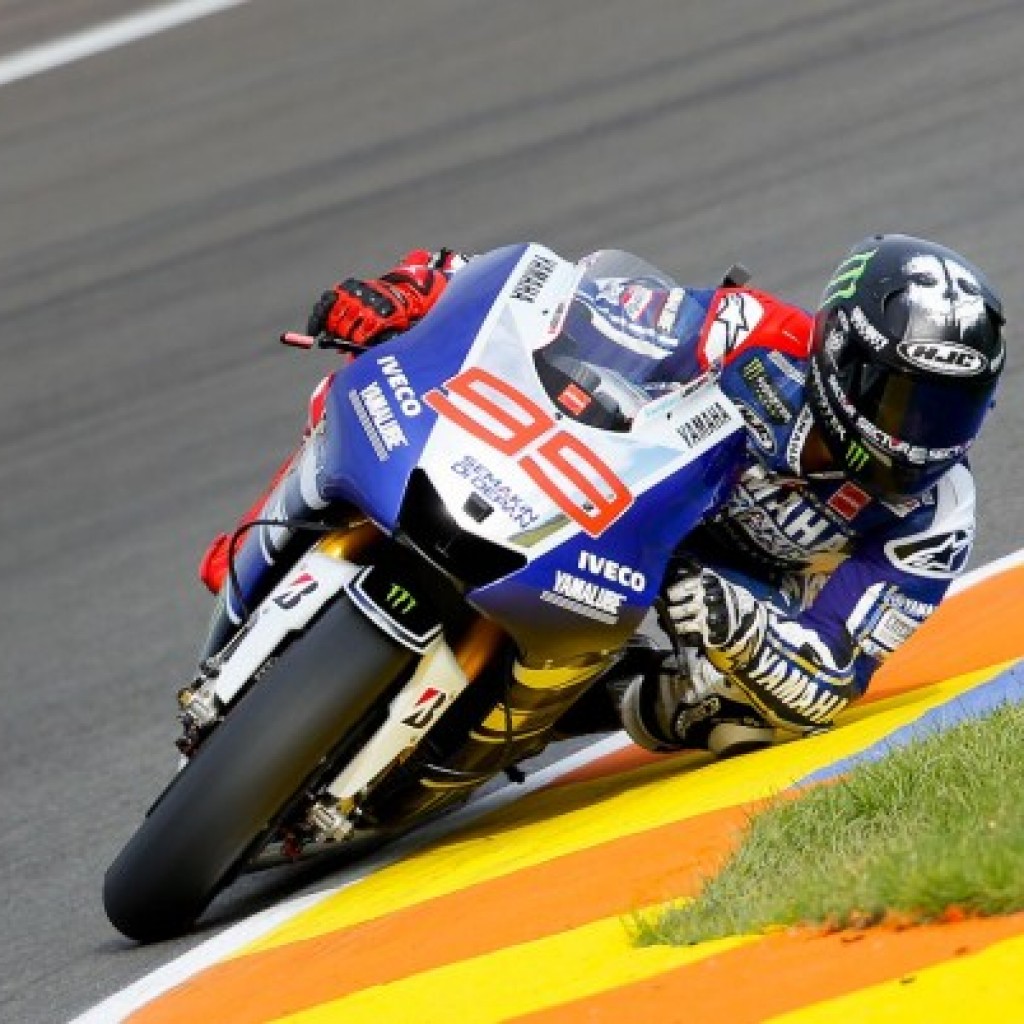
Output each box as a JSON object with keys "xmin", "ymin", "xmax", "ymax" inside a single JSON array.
[{"xmin": 569, "ymin": 260, "xmax": 975, "ymax": 734}]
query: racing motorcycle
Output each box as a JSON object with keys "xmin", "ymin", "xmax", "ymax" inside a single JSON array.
[{"xmin": 103, "ymin": 244, "xmax": 748, "ymax": 942}]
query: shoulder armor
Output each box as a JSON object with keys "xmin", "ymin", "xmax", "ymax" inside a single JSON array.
[
  {"xmin": 697, "ymin": 288, "xmax": 812, "ymax": 370},
  {"xmin": 882, "ymin": 463, "xmax": 976, "ymax": 579}
]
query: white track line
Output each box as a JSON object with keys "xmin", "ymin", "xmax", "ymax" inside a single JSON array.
[
  {"xmin": 72, "ymin": 548, "xmax": 1022, "ymax": 1023},
  {"xmin": 950, "ymin": 546, "xmax": 1024, "ymax": 595},
  {"xmin": 0, "ymin": 0, "xmax": 254, "ymax": 89}
]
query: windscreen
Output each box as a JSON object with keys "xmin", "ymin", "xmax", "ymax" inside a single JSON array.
[{"xmin": 540, "ymin": 250, "xmax": 705, "ymax": 388}]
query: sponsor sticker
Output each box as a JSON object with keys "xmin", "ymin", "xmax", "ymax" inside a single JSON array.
[
  {"xmin": 785, "ymin": 406, "xmax": 815, "ymax": 473},
  {"xmin": 451, "ymin": 455, "xmax": 541, "ymax": 532},
  {"xmin": 377, "ymin": 354, "xmax": 422, "ymax": 416},
  {"xmin": 577, "ymin": 550, "xmax": 646, "ymax": 592},
  {"xmin": 827, "ymin": 481, "xmax": 871, "ymax": 520},
  {"xmin": 346, "ymin": 566, "xmax": 442, "ymax": 653},
  {"xmin": 741, "ymin": 358, "xmax": 794, "ymax": 424},
  {"xmin": 540, "ymin": 571, "xmax": 627, "ymax": 624},
  {"xmin": 701, "ymin": 292, "xmax": 764, "ymax": 363},
  {"xmin": 850, "ymin": 307, "xmax": 889, "ymax": 352},
  {"xmin": 736, "ymin": 400, "xmax": 777, "ymax": 454},
  {"xmin": 557, "ymin": 383, "xmax": 593, "ymax": 417},
  {"xmin": 675, "ymin": 398, "xmax": 735, "ymax": 449},
  {"xmin": 813, "ymin": 364, "xmax": 849, "ymax": 444},
  {"xmin": 401, "ymin": 686, "xmax": 448, "ymax": 729},
  {"xmin": 866, "ymin": 607, "xmax": 920, "ymax": 655},
  {"xmin": 349, "ymin": 383, "xmax": 408, "ymax": 461},
  {"xmin": 272, "ymin": 571, "xmax": 319, "ymax": 611},
  {"xmin": 897, "ymin": 341, "xmax": 988, "ymax": 377},
  {"xmin": 849, "ymin": 584, "xmax": 934, "ymax": 660},
  {"xmin": 821, "ymin": 248, "xmax": 877, "ymax": 307},
  {"xmin": 511, "ymin": 253, "xmax": 557, "ymax": 303}
]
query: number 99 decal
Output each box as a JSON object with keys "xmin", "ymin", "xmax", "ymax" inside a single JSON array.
[{"xmin": 425, "ymin": 368, "xmax": 633, "ymax": 537}]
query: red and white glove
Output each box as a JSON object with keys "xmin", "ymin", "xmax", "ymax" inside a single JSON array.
[{"xmin": 306, "ymin": 250, "xmax": 452, "ymax": 347}]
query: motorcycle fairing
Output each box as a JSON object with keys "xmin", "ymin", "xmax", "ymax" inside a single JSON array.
[
  {"xmin": 320, "ymin": 244, "xmax": 747, "ymax": 660},
  {"xmin": 320, "ymin": 245, "xmax": 534, "ymax": 528}
]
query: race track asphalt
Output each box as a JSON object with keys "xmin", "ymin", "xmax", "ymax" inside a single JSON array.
[{"xmin": 1, "ymin": 2, "xmax": 1022, "ymax": 1020}]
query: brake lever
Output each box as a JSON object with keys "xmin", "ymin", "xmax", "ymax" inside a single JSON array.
[{"xmin": 279, "ymin": 331, "xmax": 367, "ymax": 355}]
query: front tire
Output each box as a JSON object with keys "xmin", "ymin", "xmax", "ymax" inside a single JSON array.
[{"xmin": 103, "ymin": 596, "xmax": 412, "ymax": 942}]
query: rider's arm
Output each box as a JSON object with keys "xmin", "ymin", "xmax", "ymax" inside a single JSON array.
[{"xmin": 682, "ymin": 465, "xmax": 976, "ymax": 733}]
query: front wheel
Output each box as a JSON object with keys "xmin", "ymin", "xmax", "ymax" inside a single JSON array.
[{"xmin": 103, "ymin": 596, "xmax": 413, "ymax": 942}]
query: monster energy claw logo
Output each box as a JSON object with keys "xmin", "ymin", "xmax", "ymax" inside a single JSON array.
[
  {"xmin": 385, "ymin": 583, "xmax": 417, "ymax": 614},
  {"xmin": 846, "ymin": 441, "xmax": 870, "ymax": 471},
  {"xmin": 821, "ymin": 248, "xmax": 878, "ymax": 307}
]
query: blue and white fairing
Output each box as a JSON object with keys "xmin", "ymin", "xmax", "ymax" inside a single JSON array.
[{"xmin": 320, "ymin": 244, "xmax": 746, "ymax": 661}]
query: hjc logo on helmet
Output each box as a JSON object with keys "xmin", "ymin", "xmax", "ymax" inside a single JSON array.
[{"xmin": 897, "ymin": 341, "xmax": 988, "ymax": 377}]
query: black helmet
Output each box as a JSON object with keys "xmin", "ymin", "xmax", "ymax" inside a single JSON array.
[{"xmin": 807, "ymin": 234, "xmax": 1005, "ymax": 499}]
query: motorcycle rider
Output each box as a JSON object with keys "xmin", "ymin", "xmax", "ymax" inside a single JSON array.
[{"xmin": 201, "ymin": 235, "xmax": 1005, "ymax": 758}]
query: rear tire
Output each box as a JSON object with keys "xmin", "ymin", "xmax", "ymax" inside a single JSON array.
[{"xmin": 103, "ymin": 596, "xmax": 412, "ymax": 942}]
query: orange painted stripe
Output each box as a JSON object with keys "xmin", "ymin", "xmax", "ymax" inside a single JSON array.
[
  {"xmin": 128, "ymin": 800, "xmax": 757, "ymax": 1024},
  {"xmin": 870, "ymin": 566, "xmax": 1024, "ymax": 695},
  {"xmin": 555, "ymin": 566, "xmax": 1024, "ymax": 791},
  {"xmin": 512, "ymin": 912, "xmax": 1024, "ymax": 1024}
]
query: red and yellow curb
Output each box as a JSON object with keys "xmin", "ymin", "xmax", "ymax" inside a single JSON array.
[{"xmin": 81, "ymin": 561, "xmax": 1024, "ymax": 1022}]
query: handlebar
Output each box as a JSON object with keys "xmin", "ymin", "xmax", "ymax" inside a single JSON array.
[
  {"xmin": 279, "ymin": 331, "xmax": 367, "ymax": 355},
  {"xmin": 279, "ymin": 329, "xmax": 403, "ymax": 354}
]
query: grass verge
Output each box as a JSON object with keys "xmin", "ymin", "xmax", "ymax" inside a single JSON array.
[{"xmin": 635, "ymin": 699, "xmax": 1024, "ymax": 946}]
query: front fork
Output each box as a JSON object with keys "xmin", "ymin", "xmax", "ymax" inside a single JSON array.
[
  {"xmin": 189, "ymin": 518, "xmax": 616, "ymax": 847},
  {"xmin": 184, "ymin": 520, "xmax": 509, "ymax": 843}
]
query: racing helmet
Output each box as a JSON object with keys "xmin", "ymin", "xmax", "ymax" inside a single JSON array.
[{"xmin": 807, "ymin": 234, "xmax": 1005, "ymax": 499}]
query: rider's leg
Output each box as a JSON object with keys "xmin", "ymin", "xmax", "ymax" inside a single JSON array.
[
  {"xmin": 198, "ymin": 373, "xmax": 336, "ymax": 596},
  {"xmin": 618, "ymin": 648, "xmax": 775, "ymax": 757},
  {"xmin": 617, "ymin": 565, "xmax": 790, "ymax": 757}
]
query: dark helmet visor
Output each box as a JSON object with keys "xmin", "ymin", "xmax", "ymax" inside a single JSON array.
[{"xmin": 836, "ymin": 350, "xmax": 996, "ymax": 455}]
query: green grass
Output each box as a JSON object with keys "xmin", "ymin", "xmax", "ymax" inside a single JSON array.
[{"xmin": 635, "ymin": 700, "xmax": 1024, "ymax": 946}]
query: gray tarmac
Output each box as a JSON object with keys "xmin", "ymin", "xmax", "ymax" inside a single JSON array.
[{"xmin": 1, "ymin": 1, "xmax": 1022, "ymax": 1020}]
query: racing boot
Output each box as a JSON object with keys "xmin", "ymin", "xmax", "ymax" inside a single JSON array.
[{"xmin": 619, "ymin": 647, "xmax": 775, "ymax": 757}]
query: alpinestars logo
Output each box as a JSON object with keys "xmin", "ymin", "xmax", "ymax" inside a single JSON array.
[
  {"xmin": 886, "ymin": 528, "xmax": 973, "ymax": 578},
  {"xmin": 702, "ymin": 292, "xmax": 764, "ymax": 363}
]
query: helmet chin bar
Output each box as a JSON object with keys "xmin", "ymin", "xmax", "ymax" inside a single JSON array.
[{"xmin": 806, "ymin": 358, "xmax": 951, "ymax": 502}]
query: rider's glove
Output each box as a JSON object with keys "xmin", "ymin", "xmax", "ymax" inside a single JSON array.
[
  {"xmin": 665, "ymin": 567, "xmax": 767, "ymax": 666},
  {"xmin": 307, "ymin": 251, "xmax": 449, "ymax": 347}
]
